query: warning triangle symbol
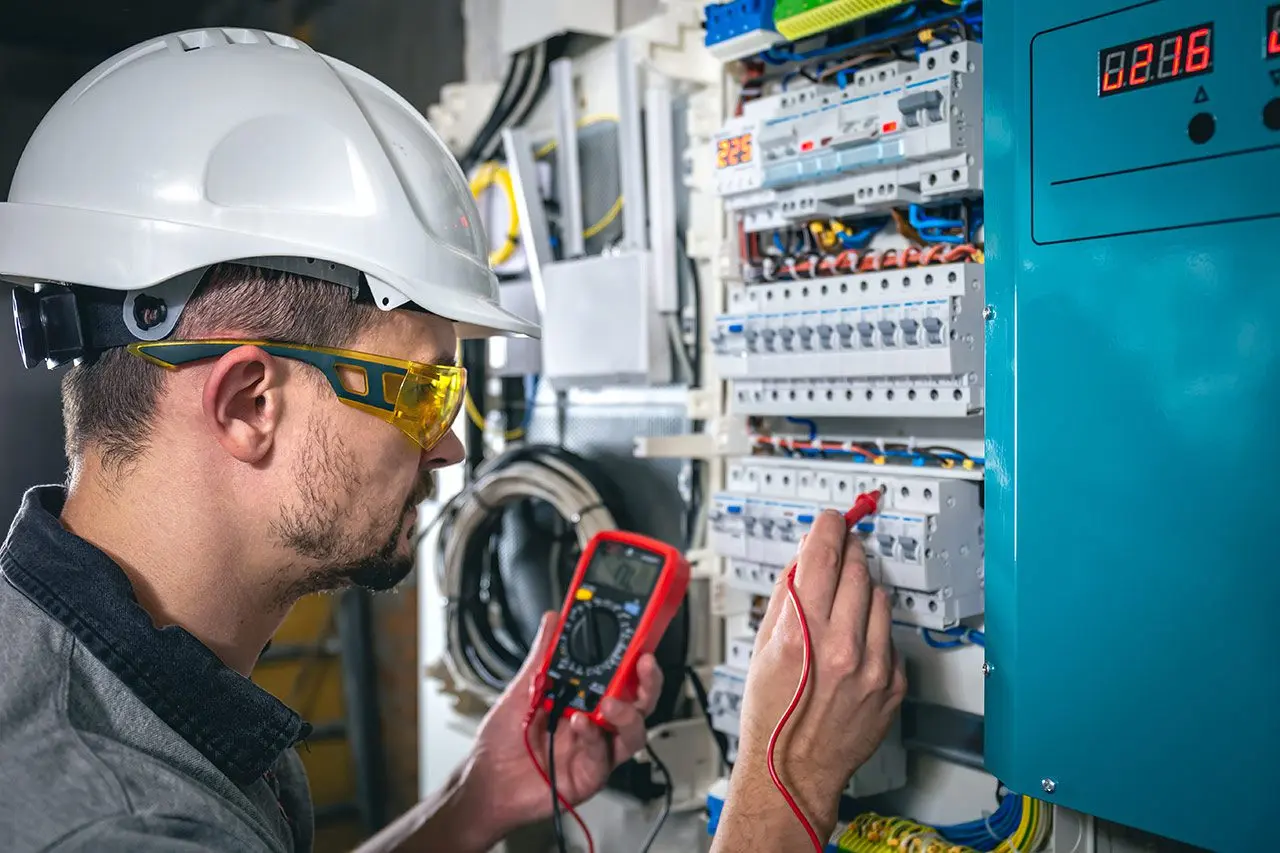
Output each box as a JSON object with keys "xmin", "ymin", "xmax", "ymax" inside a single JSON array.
[{"xmin": 1194, "ymin": 86, "xmax": 1210, "ymax": 103}]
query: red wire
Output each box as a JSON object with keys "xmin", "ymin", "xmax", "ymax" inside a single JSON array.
[
  {"xmin": 764, "ymin": 492, "xmax": 882, "ymax": 852},
  {"xmin": 522, "ymin": 708, "xmax": 596, "ymax": 853}
]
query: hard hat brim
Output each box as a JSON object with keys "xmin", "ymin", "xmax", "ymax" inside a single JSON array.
[{"xmin": 0, "ymin": 202, "xmax": 541, "ymax": 340}]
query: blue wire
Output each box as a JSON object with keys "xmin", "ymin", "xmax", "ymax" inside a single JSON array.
[
  {"xmin": 920, "ymin": 629, "xmax": 965, "ymax": 649},
  {"xmin": 772, "ymin": 231, "xmax": 785, "ymax": 253},
  {"xmin": 785, "ymin": 417, "xmax": 819, "ymax": 440}
]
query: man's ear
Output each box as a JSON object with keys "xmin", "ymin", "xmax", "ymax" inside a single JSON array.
[{"xmin": 201, "ymin": 345, "xmax": 286, "ymax": 463}]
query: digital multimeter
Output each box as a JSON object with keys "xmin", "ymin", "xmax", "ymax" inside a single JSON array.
[{"xmin": 536, "ymin": 530, "xmax": 691, "ymax": 728}]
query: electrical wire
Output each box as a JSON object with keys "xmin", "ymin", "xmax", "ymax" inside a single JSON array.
[
  {"xmin": 768, "ymin": 491, "xmax": 882, "ymax": 852},
  {"xmin": 639, "ymin": 741, "xmax": 673, "ymax": 853},
  {"xmin": 751, "ymin": 433, "xmax": 985, "ymax": 471},
  {"xmin": 469, "ymin": 162, "xmax": 520, "ymax": 267},
  {"xmin": 521, "ymin": 685, "xmax": 595, "ymax": 853}
]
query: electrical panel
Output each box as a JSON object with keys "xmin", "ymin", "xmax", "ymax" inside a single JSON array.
[
  {"xmin": 984, "ymin": 1, "xmax": 1280, "ymax": 849},
  {"xmin": 714, "ymin": 261, "xmax": 984, "ymax": 417},
  {"xmin": 708, "ymin": 457, "xmax": 983, "ymax": 630},
  {"xmin": 712, "ymin": 43, "xmax": 983, "ymax": 232},
  {"xmin": 700, "ymin": 0, "xmax": 990, "ymax": 843}
]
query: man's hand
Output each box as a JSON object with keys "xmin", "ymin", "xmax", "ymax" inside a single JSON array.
[
  {"xmin": 714, "ymin": 509, "xmax": 907, "ymax": 850},
  {"xmin": 464, "ymin": 611, "xmax": 664, "ymax": 840}
]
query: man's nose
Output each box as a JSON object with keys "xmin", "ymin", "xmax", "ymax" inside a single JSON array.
[{"xmin": 421, "ymin": 429, "xmax": 464, "ymax": 470}]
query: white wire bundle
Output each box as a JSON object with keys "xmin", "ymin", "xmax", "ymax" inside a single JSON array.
[{"xmin": 439, "ymin": 452, "xmax": 618, "ymax": 698}]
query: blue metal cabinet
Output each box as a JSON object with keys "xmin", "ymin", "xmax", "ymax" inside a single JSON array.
[{"xmin": 984, "ymin": 2, "xmax": 1280, "ymax": 849}]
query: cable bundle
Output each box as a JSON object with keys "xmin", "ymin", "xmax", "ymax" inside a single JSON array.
[
  {"xmin": 836, "ymin": 793, "xmax": 1049, "ymax": 852},
  {"xmin": 751, "ymin": 434, "xmax": 984, "ymax": 471},
  {"xmin": 438, "ymin": 446, "xmax": 619, "ymax": 697}
]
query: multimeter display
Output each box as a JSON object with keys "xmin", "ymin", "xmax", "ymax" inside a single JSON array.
[{"xmin": 583, "ymin": 541, "xmax": 662, "ymax": 596}]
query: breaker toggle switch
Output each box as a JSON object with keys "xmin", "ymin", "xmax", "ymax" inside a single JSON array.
[
  {"xmin": 837, "ymin": 322, "xmax": 854, "ymax": 346},
  {"xmin": 816, "ymin": 324, "xmax": 835, "ymax": 348},
  {"xmin": 745, "ymin": 328, "xmax": 761, "ymax": 351},
  {"xmin": 761, "ymin": 328, "xmax": 778, "ymax": 351},
  {"xmin": 898, "ymin": 90, "xmax": 944, "ymax": 128},
  {"xmin": 878, "ymin": 319, "xmax": 898, "ymax": 347},
  {"xmin": 899, "ymin": 536, "xmax": 920, "ymax": 562},
  {"xmin": 857, "ymin": 320, "xmax": 876, "ymax": 348},
  {"xmin": 778, "ymin": 327, "xmax": 796, "ymax": 350},
  {"xmin": 876, "ymin": 533, "xmax": 896, "ymax": 558},
  {"xmin": 797, "ymin": 324, "xmax": 814, "ymax": 349},
  {"xmin": 901, "ymin": 317, "xmax": 920, "ymax": 346},
  {"xmin": 923, "ymin": 316, "xmax": 944, "ymax": 346}
]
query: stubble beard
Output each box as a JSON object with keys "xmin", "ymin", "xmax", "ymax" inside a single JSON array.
[{"xmin": 269, "ymin": 415, "xmax": 425, "ymax": 606}]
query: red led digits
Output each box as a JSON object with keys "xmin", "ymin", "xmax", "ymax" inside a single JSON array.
[
  {"xmin": 1186, "ymin": 27, "xmax": 1211, "ymax": 73},
  {"xmin": 1098, "ymin": 23, "xmax": 1212, "ymax": 98},
  {"xmin": 1157, "ymin": 34, "xmax": 1184, "ymax": 79},
  {"xmin": 1128, "ymin": 42, "xmax": 1154, "ymax": 86}
]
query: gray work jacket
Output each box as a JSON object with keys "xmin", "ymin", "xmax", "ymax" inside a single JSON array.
[{"xmin": 0, "ymin": 486, "xmax": 315, "ymax": 852}]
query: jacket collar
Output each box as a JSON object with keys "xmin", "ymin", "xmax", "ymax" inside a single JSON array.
[{"xmin": 0, "ymin": 486, "xmax": 311, "ymax": 785}]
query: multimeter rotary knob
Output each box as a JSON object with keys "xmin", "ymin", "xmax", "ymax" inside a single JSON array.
[{"xmin": 567, "ymin": 608, "xmax": 622, "ymax": 667}]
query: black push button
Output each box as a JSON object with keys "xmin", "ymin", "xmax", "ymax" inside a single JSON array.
[
  {"xmin": 1264, "ymin": 99, "xmax": 1280, "ymax": 132},
  {"xmin": 1188, "ymin": 112, "xmax": 1215, "ymax": 145}
]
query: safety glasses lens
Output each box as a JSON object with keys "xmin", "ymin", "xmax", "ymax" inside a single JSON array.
[{"xmin": 391, "ymin": 366, "xmax": 465, "ymax": 450}]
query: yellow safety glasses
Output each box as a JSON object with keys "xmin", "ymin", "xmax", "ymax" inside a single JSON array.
[{"xmin": 127, "ymin": 339, "xmax": 467, "ymax": 451}]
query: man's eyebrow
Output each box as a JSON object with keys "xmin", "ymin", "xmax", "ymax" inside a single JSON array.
[{"xmin": 430, "ymin": 350, "xmax": 458, "ymax": 367}]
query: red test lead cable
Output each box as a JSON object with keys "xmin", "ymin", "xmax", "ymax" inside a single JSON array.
[
  {"xmin": 523, "ymin": 677, "xmax": 596, "ymax": 853},
  {"xmin": 765, "ymin": 490, "xmax": 882, "ymax": 852}
]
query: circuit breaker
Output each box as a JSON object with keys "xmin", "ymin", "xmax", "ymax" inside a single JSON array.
[
  {"xmin": 712, "ymin": 43, "xmax": 983, "ymax": 231},
  {"xmin": 984, "ymin": 2, "xmax": 1280, "ymax": 849},
  {"xmin": 708, "ymin": 458, "xmax": 984, "ymax": 630}
]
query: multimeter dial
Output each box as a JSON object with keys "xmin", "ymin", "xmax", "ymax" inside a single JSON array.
[
  {"xmin": 567, "ymin": 607, "xmax": 622, "ymax": 666},
  {"xmin": 556, "ymin": 598, "xmax": 635, "ymax": 679}
]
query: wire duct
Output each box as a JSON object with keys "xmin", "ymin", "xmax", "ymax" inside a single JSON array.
[{"xmin": 439, "ymin": 447, "xmax": 620, "ymax": 697}]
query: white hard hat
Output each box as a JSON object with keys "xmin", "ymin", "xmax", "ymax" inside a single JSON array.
[{"xmin": 0, "ymin": 27, "xmax": 539, "ymax": 364}]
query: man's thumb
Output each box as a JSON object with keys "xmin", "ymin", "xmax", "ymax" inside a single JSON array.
[{"xmin": 519, "ymin": 611, "xmax": 559, "ymax": 681}]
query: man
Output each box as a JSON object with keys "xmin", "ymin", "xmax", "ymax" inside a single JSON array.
[{"xmin": 0, "ymin": 29, "xmax": 904, "ymax": 853}]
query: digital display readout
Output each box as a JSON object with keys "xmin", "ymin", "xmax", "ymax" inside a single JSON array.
[
  {"xmin": 584, "ymin": 541, "xmax": 662, "ymax": 597},
  {"xmin": 716, "ymin": 133, "xmax": 753, "ymax": 169},
  {"xmin": 1098, "ymin": 22, "xmax": 1213, "ymax": 97},
  {"xmin": 1268, "ymin": 5, "xmax": 1280, "ymax": 58}
]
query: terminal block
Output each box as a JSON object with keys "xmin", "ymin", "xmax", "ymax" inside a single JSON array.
[
  {"xmin": 773, "ymin": 0, "xmax": 912, "ymax": 41},
  {"xmin": 712, "ymin": 43, "xmax": 983, "ymax": 230},
  {"xmin": 712, "ymin": 262, "xmax": 984, "ymax": 417},
  {"xmin": 704, "ymin": 0, "xmax": 786, "ymax": 62}
]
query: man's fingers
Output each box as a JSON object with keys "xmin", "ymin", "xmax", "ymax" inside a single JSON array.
[
  {"xmin": 599, "ymin": 699, "xmax": 647, "ymax": 761},
  {"xmin": 792, "ymin": 510, "xmax": 846, "ymax": 620},
  {"xmin": 861, "ymin": 585, "xmax": 894, "ymax": 678},
  {"xmin": 635, "ymin": 655, "xmax": 663, "ymax": 716},
  {"xmin": 513, "ymin": 612, "xmax": 558, "ymax": 698},
  {"xmin": 828, "ymin": 532, "xmax": 874, "ymax": 642}
]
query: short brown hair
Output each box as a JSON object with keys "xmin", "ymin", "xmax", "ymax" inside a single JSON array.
[{"xmin": 62, "ymin": 263, "xmax": 382, "ymax": 477}]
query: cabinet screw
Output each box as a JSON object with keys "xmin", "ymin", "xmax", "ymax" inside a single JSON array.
[
  {"xmin": 1041, "ymin": 778, "xmax": 1057, "ymax": 794},
  {"xmin": 982, "ymin": 661, "xmax": 993, "ymax": 677},
  {"xmin": 982, "ymin": 305, "xmax": 995, "ymax": 322}
]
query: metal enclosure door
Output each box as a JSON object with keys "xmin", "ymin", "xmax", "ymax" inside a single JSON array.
[{"xmin": 984, "ymin": 1, "xmax": 1280, "ymax": 849}]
